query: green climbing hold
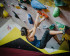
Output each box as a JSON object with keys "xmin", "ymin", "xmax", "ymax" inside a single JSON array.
[
  {"xmin": 20, "ymin": 0, "xmax": 24, "ymax": 3},
  {"xmin": 26, "ymin": 0, "xmax": 31, "ymax": 4},
  {"xmin": 54, "ymin": 0, "xmax": 67, "ymax": 6},
  {"xmin": 49, "ymin": 24, "xmax": 55, "ymax": 30},
  {"xmin": 53, "ymin": 7, "xmax": 60, "ymax": 17},
  {"xmin": 55, "ymin": 21, "xmax": 65, "ymax": 31}
]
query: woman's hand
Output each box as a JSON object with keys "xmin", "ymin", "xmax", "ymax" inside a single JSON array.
[
  {"xmin": 36, "ymin": 13, "xmax": 40, "ymax": 18},
  {"xmin": 36, "ymin": 16, "xmax": 45, "ymax": 27}
]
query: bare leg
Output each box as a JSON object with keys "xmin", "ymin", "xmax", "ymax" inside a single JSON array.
[
  {"xmin": 53, "ymin": 35, "xmax": 61, "ymax": 45},
  {"xmin": 40, "ymin": 16, "xmax": 45, "ymax": 22},
  {"xmin": 37, "ymin": 16, "xmax": 45, "ymax": 27},
  {"xmin": 34, "ymin": 13, "xmax": 40, "ymax": 27},
  {"xmin": 50, "ymin": 31, "xmax": 63, "ymax": 35}
]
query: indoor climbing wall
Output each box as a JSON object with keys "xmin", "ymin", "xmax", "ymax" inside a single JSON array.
[
  {"xmin": 0, "ymin": 0, "xmax": 70, "ymax": 52},
  {"xmin": 38, "ymin": 0, "xmax": 70, "ymax": 27},
  {"xmin": 38, "ymin": 0, "xmax": 55, "ymax": 7}
]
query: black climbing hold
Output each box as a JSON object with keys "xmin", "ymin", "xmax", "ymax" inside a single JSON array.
[
  {"xmin": 12, "ymin": 11, "xmax": 20, "ymax": 19},
  {"xmin": 18, "ymin": 3, "xmax": 27, "ymax": 11}
]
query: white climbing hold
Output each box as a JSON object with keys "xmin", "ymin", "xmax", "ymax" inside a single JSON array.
[
  {"xmin": 43, "ymin": 25, "xmax": 48, "ymax": 29},
  {"xmin": 37, "ymin": 27, "xmax": 40, "ymax": 30}
]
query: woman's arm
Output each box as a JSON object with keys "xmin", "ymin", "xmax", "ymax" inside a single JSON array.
[{"xmin": 29, "ymin": 13, "xmax": 40, "ymax": 38}]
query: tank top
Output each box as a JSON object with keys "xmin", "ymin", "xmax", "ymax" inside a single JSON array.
[{"xmin": 27, "ymin": 36, "xmax": 40, "ymax": 48}]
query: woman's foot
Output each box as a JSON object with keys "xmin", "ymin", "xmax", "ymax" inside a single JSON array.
[
  {"xmin": 63, "ymin": 26, "xmax": 69, "ymax": 34},
  {"xmin": 40, "ymin": 16, "xmax": 45, "ymax": 22}
]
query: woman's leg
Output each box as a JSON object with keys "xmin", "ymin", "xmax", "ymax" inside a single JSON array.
[
  {"xmin": 37, "ymin": 16, "xmax": 45, "ymax": 27},
  {"xmin": 49, "ymin": 31, "xmax": 63, "ymax": 35},
  {"xmin": 40, "ymin": 30, "xmax": 54, "ymax": 49},
  {"xmin": 40, "ymin": 30, "xmax": 63, "ymax": 49}
]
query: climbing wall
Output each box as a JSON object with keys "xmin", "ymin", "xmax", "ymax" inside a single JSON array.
[
  {"xmin": 38, "ymin": 0, "xmax": 70, "ymax": 27},
  {"xmin": 0, "ymin": 0, "xmax": 70, "ymax": 51},
  {"xmin": 38, "ymin": 0, "xmax": 55, "ymax": 7}
]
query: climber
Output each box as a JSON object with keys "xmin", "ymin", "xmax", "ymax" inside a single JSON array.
[{"xmin": 21, "ymin": 12, "xmax": 65, "ymax": 49}]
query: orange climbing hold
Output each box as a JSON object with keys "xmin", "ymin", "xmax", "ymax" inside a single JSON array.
[
  {"xmin": 37, "ymin": 10, "xmax": 42, "ymax": 15},
  {"xmin": 42, "ymin": 13, "xmax": 48, "ymax": 18},
  {"xmin": 37, "ymin": 10, "xmax": 48, "ymax": 18}
]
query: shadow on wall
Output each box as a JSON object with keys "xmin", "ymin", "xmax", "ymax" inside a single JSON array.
[
  {"xmin": 59, "ymin": 6, "xmax": 70, "ymax": 11},
  {"xmin": 0, "ymin": 7, "xmax": 4, "ymax": 17},
  {"xmin": 59, "ymin": 10, "xmax": 70, "ymax": 26}
]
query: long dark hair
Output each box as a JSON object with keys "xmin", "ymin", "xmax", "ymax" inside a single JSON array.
[{"xmin": 21, "ymin": 27, "xmax": 28, "ymax": 36}]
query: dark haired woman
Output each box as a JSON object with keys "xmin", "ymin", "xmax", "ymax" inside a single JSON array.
[{"xmin": 21, "ymin": 13, "xmax": 64, "ymax": 49}]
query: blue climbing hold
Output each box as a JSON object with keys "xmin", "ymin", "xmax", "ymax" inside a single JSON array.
[
  {"xmin": 28, "ymin": 14, "xmax": 34, "ymax": 24},
  {"xmin": 31, "ymin": 0, "xmax": 46, "ymax": 10}
]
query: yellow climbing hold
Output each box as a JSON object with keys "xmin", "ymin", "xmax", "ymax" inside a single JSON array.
[
  {"xmin": 40, "ymin": 16, "xmax": 43, "ymax": 18},
  {"xmin": 15, "ymin": 6, "xmax": 21, "ymax": 9},
  {"xmin": 42, "ymin": 9, "xmax": 50, "ymax": 12},
  {"xmin": 38, "ymin": 0, "xmax": 55, "ymax": 7},
  {"xmin": 18, "ymin": 0, "xmax": 20, "ymax": 2},
  {"xmin": 3, "ymin": 10, "xmax": 9, "ymax": 18},
  {"xmin": 62, "ymin": 34, "xmax": 70, "ymax": 41},
  {"xmin": 0, "ymin": 3, "xmax": 4, "ymax": 7}
]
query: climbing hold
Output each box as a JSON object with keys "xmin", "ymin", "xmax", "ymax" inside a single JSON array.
[
  {"xmin": 3, "ymin": 1, "xmax": 6, "ymax": 5},
  {"xmin": 42, "ymin": 13, "xmax": 48, "ymax": 18},
  {"xmin": 19, "ymin": 0, "xmax": 30, "ymax": 4},
  {"xmin": 53, "ymin": 7, "xmax": 60, "ymax": 17},
  {"xmin": 49, "ymin": 24, "xmax": 55, "ymax": 30},
  {"xmin": 11, "ymin": 3, "xmax": 13, "ymax": 5},
  {"xmin": 3, "ymin": 10, "xmax": 9, "ymax": 18},
  {"xmin": 18, "ymin": 3, "xmax": 27, "ymax": 10},
  {"xmin": 23, "ymin": 20, "xmax": 26, "ymax": 23},
  {"xmin": 42, "ymin": 9, "xmax": 50, "ymax": 12},
  {"xmin": 37, "ymin": 10, "xmax": 42, "ymax": 15},
  {"xmin": 55, "ymin": 21, "xmax": 65, "ymax": 31},
  {"xmin": 25, "ymin": 0, "xmax": 31, "ymax": 4},
  {"xmin": 20, "ymin": 0, "xmax": 26, "ymax": 3},
  {"xmin": 54, "ymin": 0, "xmax": 67, "ymax": 6},
  {"xmin": 11, "ymin": 3, "xmax": 15, "ymax": 7},
  {"xmin": 43, "ymin": 25, "xmax": 48, "ymax": 29},
  {"xmin": 8, "ymin": 5, "xmax": 10, "ymax": 7},
  {"xmin": 12, "ymin": 11, "xmax": 20, "ymax": 19},
  {"xmin": 0, "ymin": 3, "xmax": 4, "ymax": 7},
  {"xmin": 15, "ymin": 6, "xmax": 21, "ymax": 9},
  {"xmin": 18, "ymin": 0, "xmax": 20, "ymax": 2},
  {"xmin": 37, "ymin": 27, "xmax": 40, "ymax": 30},
  {"xmin": 7, "ymin": 25, "xmax": 11, "ymax": 30},
  {"xmin": 40, "ymin": 15, "xmax": 43, "ymax": 18},
  {"xmin": 31, "ymin": 0, "xmax": 46, "ymax": 10},
  {"xmin": 27, "ymin": 14, "xmax": 34, "ymax": 24},
  {"xmin": 37, "ymin": 10, "xmax": 49, "ymax": 18}
]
